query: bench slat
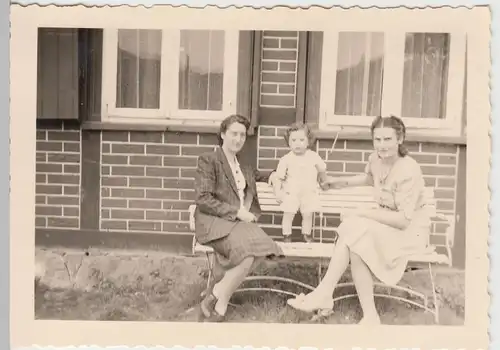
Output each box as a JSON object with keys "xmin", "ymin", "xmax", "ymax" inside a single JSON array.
[
  {"xmin": 408, "ymin": 253, "xmax": 450, "ymax": 264},
  {"xmin": 257, "ymin": 182, "xmax": 434, "ymax": 196},
  {"xmin": 258, "ymin": 200, "xmax": 378, "ymax": 207},
  {"xmin": 257, "ymin": 182, "xmax": 436, "ymax": 216},
  {"xmin": 258, "ymin": 196, "xmax": 379, "ymax": 202},
  {"xmin": 260, "ymin": 203, "xmax": 379, "ymax": 213},
  {"xmin": 191, "ymin": 182, "xmax": 449, "ymax": 264},
  {"xmin": 193, "ymin": 242, "xmax": 449, "ymax": 263},
  {"xmin": 193, "ymin": 241, "xmax": 335, "ymax": 258}
]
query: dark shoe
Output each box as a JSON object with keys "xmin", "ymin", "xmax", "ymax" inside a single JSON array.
[
  {"xmin": 199, "ymin": 292, "xmax": 226, "ymax": 322},
  {"xmin": 204, "ymin": 311, "xmax": 226, "ymax": 322},
  {"xmin": 200, "ymin": 292, "xmax": 218, "ymax": 318}
]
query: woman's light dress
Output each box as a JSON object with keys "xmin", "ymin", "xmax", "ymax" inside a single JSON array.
[{"xmin": 337, "ymin": 153, "xmax": 433, "ymax": 285}]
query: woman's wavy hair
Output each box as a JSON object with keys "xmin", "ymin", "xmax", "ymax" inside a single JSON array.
[
  {"xmin": 370, "ymin": 115, "xmax": 409, "ymax": 157},
  {"xmin": 217, "ymin": 114, "xmax": 251, "ymax": 146},
  {"xmin": 283, "ymin": 122, "xmax": 316, "ymax": 149}
]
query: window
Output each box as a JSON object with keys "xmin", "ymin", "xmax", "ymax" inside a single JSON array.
[
  {"xmin": 401, "ymin": 33, "xmax": 450, "ymax": 122},
  {"xmin": 319, "ymin": 29, "xmax": 466, "ymax": 136},
  {"xmin": 332, "ymin": 32, "xmax": 384, "ymax": 122},
  {"xmin": 102, "ymin": 28, "xmax": 240, "ymax": 125},
  {"xmin": 178, "ymin": 30, "xmax": 225, "ymax": 112},
  {"xmin": 115, "ymin": 29, "xmax": 162, "ymax": 111}
]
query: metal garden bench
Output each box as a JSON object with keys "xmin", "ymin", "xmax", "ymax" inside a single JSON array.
[{"xmin": 189, "ymin": 182, "xmax": 455, "ymax": 323}]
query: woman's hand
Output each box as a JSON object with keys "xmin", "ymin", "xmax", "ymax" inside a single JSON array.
[
  {"xmin": 270, "ymin": 172, "xmax": 285, "ymax": 203},
  {"xmin": 323, "ymin": 176, "xmax": 348, "ymax": 190},
  {"xmin": 237, "ymin": 208, "xmax": 257, "ymax": 223},
  {"xmin": 319, "ymin": 180, "xmax": 330, "ymax": 191},
  {"xmin": 275, "ymin": 190, "xmax": 286, "ymax": 204},
  {"xmin": 268, "ymin": 171, "xmax": 279, "ymax": 187}
]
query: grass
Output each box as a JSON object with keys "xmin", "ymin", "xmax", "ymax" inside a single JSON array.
[{"xmin": 35, "ymin": 249, "xmax": 465, "ymax": 325}]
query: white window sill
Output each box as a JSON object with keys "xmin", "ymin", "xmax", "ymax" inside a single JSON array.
[
  {"xmin": 81, "ymin": 120, "xmax": 221, "ymax": 134},
  {"xmin": 313, "ymin": 125, "xmax": 466, "ymax": 145}
]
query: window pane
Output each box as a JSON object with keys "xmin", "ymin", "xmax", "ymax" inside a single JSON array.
[
  {"xmin": 116, "ymin": 29, "xmax": 162, "ymax": 109},
  {"xmin": 402, "ymin": 33, "xmax": 450, "ymax": 119},
  {"xmin": 179, "ymin": 30, "xmax": 225, "ymax": 111},
  {"xmin": 334, "ymin": 32, "xmax": 384, "ymax": 117}
]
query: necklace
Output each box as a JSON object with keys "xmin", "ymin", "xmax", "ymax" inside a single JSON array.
[
  {"xmin": 378, "ymin": 165, "xmax": 391, "ymax": 185},
  {"xmin": 377, "ymin": 157, "xmax": 400, "ymax": 185}
]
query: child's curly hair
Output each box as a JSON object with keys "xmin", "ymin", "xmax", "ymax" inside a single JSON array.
[{"xmin": 283, "ymin": 122, "xmax": 316, "ymax": 149}]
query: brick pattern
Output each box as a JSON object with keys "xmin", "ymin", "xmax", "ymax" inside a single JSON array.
[
  {"xmin": 100, "ymin": 131, "xmax": 217, "ymax": 233},
  {"xmin": 257, "ymin": 126, "xmax": 459, "ymax": 247},
  {"xmin": 35, "ymin": 123, "xmax": 81, "ymax": 229},
  {"xmin": 260, "ymin": 31, "xmax": 299, "ymax": 108},
  {"xmin": 33, "ymin": 122, "xmax": 461, "ymax": 256}
]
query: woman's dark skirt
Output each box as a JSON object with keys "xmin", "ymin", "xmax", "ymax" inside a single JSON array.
[{"xmin": 206, "ymin": 221, "xmax": 285, "ymax": 269}]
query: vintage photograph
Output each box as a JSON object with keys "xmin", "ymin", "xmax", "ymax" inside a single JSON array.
[{"xmin": 9, "ymin": 2, "xmax": 490, "ymax": 349}]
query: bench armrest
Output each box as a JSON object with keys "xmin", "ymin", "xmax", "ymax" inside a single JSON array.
[
  {"xmin": 189, "ymin": 204, "xmax": 196, "ymax": 231},
  {"xmin": 429, "ymin": 213, "xmax": 455, "ymax": 266}
]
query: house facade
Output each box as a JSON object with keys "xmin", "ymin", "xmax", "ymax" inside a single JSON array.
[{"xmin": 27, "ymin": 6, "xmax": 467, "ymax": 268}]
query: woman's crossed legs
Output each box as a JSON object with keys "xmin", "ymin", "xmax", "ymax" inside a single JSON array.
[
  {"xmin": 201, "ymin": 256, "xmax": 264, "ymax": 321},
  {"xmin": 287, "ymin": 239, "xmax": 381, "ymax": 324}
]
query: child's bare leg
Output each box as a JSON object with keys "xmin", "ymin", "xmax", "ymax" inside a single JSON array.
[
  {"xmin": 282, "ymin": 212, "xmax": 294, "ymax": 242},
  {"xmin": 301, "ymin": 212, "xmax": 314, "ymax": 242},
  {"xmin": 301, "ymin": 212, "xmax": 313, "ymax": 235}
]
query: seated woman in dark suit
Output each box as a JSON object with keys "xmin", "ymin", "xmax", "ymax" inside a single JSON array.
[{"xmin": 194, "ymin": 114, "xmax": 284, "ymax": 322}]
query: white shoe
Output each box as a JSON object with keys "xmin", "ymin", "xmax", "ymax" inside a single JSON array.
[{"xmin": 287, "ymin": 293, "xmax": 334, "ymax": 313}]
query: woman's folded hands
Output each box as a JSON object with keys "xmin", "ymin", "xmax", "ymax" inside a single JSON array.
[{"xmin": 237, "ymin": 208, "xmax": 257, "ymax": 223}]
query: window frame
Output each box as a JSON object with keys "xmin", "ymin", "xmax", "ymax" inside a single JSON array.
[
  {"xmin": 318, "ymin": 27, "xmax": 466, "ymax": 137},
  {"xmin": 101, "ymin": 28, "xmax": 240, "ymax": 126}
]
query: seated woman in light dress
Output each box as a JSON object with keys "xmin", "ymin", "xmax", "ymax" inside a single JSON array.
[{"xmin": 287, "ymin": 115, "xmax": 433, "ymax": 325}]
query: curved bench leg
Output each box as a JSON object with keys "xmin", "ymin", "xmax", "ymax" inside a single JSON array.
[
  {"xmin": 233, "ymin": 287, "xmax": 300, "ymax": 298},
  {"xmin": 241, "ymin": 275, "xmax": 316, "ymax": 291},
  {"xmin": 225, "ymin": 276, "xmax": 317, "ymax": 308},
  {"xmin": 428, "ymin": 262, "xmax": 439, "ymax": 323},
  {"xmin": 331, "ymin": 277, "xmax": 439, "ymax": 323},
  {"xmin": 317, "ymin": 261, "xmax": 323, "ymax": 286},
  {"xmin": 200, "ymin": 252, "xmax": 215, "ymax": 298},
  {"xmin": 334, "ymin": 281, "xmax": 427, "ymax": 302}
]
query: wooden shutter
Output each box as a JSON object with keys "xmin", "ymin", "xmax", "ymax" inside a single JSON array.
[
  {"xmin": 304, "ymin": 31, "xmax": 323, "ymax": 128},
  {"xmin": 37, "ymin": 28, "xmax": 79, "ymax": 120},
  {"xmin": 236, "ymin": 30, "xmax": 262, "ymax": 136},
  {"xmin": 295, "ymin": 32, "xmax": 308, "ymax": 124}
]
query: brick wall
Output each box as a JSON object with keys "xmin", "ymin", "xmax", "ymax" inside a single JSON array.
[
  {"xmin": 257, "ymin": 125, "xmax": 459, "ymax": 249},
  {"xmin": 260, "ymin": 31, "xmax": 299, "ymax": 108},
  {"xmin": 34, "ymin": 120, "xmax": 460, "ymax": 254},
  {"xmin": 33, "ymin": 30, "xmax": 460, "ymax": 258},
  {"xmin": 100, "ymin": 131, "xmax": 217, "ymax": 233},
  {"xmin": 35, "ymin": 122, "xmax": 81, "ymax": 229}
]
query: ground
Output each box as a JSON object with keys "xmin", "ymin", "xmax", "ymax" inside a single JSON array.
[{"xmin": 34, "ymin": 247, "xmax": 465, "ymax": 325}]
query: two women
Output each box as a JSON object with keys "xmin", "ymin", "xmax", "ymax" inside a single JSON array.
[{"xmin": 194, "ymin": 114, "xmax": 432, "ymax": 324}]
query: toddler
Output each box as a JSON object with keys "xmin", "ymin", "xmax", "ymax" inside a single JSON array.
[{"xmin": 273, "ymin": 123, "xmax": 329, "ymax": 243}]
